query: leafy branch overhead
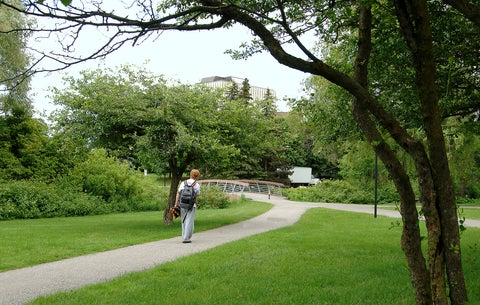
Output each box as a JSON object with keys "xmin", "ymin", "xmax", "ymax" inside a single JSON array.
[{"xmin": 37, "ymin": 0, "xmax": 72, "ymax": 5}]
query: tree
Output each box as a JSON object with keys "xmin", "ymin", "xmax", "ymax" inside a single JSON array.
[
  {"xmin": 255, "ymin": 88, "xmax": 277, "ymax": 118},
  {"xmin": 225, "ymin": 81, "xmax": 239, "ymax": 100},
  {"xmin": 239, "ymin": 77, "xmax": 252, "ymax": 102},
  {"xmin": 51, "ymin": 65, "xmax": 165, "ymax": 164},
  {"xmin": 215, "ymin": 97, "xmax": 270, "ymax": 179},
  {"xmin": 0, "ymin": 107, "xmax": 53, "ymax": 180},
  {"xmin": 444, "ymin": 119, "xmax": 480, "ymax": 199},
  {"xmin": 137, "ymin": 82, "xmax": 236, "ymax": 224},
  {"xmin": 0, "ymin": 1, "xmax": 60, "ymax": 182},
  {"xmin": 0, "ymin": 0, "xmax": 31, "ymax": 116},
  {"xmin": 51, "ymin": 65, "xmax": 236, "ymax": 224},
  {"xmin": 2, "ymin": 1, "xmax": 479, "ymax": 303}
]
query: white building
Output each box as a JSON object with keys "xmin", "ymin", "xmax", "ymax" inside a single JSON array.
[{"xmin": 199, "ymin": 76, "xmax": 276, "ymax": 101}]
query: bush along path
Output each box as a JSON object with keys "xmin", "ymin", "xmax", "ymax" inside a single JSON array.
[{"xmin": 0, "ymin": 193, "xmax": 478, "ymax": 305}]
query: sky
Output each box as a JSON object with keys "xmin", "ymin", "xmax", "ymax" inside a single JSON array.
[{"xmin": 30, "ymin": 23, "xmax": 315, "ymax": 116}]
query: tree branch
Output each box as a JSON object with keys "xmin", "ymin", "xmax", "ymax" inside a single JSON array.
[
  {"xmin": 442, "ymin": 100, "xmax": 480, "ymax": 119},
  {"xmin": 443, "ymin": 0, "xmax": 480, "ymax": 28},
  {"xmin": 393, "ymin": 0, "xmax": 417, "ymax": 54},
  {"xmin": 275, "ymin": 0, "xmax": 318, "ymax": 62}
]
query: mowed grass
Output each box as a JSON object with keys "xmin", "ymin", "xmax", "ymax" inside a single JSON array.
[
  {"xmin": 26, "ymin": 208, "xmax": 480, "ymax": 305},
  {"xmin": 379, "ymin": 205, "xmax": 480, "ymax": 220},
  {"xmin": 0, "ymin": 199, "xmax": 272, "ymax": 271},
  {"xmin": 458, "ymin": 206, "xmax": 480, "ymax": 220}
]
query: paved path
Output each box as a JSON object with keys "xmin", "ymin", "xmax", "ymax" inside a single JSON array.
[{"xmin": 1, "ymin": 193, "xmax": 478, "ymax": 305}]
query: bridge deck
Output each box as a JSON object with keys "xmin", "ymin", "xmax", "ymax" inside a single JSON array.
[{"xmin": 199, "ymin": 179, "xmax": 285, "ymax": 196}]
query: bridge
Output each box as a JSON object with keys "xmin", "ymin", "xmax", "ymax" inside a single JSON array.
[{"xmin": 199, "ymin": 179, "xmax": 285, "ymax": 196}]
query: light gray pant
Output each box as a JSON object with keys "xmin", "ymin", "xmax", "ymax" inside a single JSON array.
[{"xmin": 181, "ymin": 206, "xmax": 196, "ymax": 241}]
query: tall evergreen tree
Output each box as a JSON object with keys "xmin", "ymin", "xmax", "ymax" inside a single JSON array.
[
  {"xmin": 225, "ymin": 81, "xmax": 239, "ymax": 100},
  {"xmin": 255, "ymin": 88, "xmax": 276, "ymax": 118},
  {"xmin": 239, "ymin": 78, "xmax": 252, "ymax": 102}
]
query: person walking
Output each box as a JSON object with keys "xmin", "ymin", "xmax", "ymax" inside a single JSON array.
[{"xmin": 175, "ymin": 169, "xmax": 201, "ymax": 243}]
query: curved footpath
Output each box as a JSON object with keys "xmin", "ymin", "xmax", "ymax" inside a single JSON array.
[{"xmin": 1, "ymin": 193, "xmax": 479, "ymax": 305}]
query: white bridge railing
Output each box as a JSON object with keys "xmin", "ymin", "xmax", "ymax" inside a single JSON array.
[{"xmin": 199, "ymin": 179, "xmax": 285, "ymax": 196}]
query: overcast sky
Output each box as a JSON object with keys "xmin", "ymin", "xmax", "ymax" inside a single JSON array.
[{"xmin": 30, "ymin": 23, "xmax": 314, "ymax": 115}]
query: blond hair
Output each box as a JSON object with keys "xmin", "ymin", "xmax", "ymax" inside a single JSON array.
[{"xmin": 190, "ymin": 169, "xmax": 200, "ymax": 180}]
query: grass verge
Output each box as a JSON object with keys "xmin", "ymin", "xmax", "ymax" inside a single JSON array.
[
  {"xmin": 379, "ymin": 205, "xmax": 480, "ymax": 220},
  {"xmin": 26, "ymin": 208, "xmax": 480, "ymax": 305},
  {"xmin": 0, "ymin": 199, "xmax": 271, "ymax": 271},
  {"xmin": 457, "ymin": 206, "xmax": 480, "ymax": 220}
]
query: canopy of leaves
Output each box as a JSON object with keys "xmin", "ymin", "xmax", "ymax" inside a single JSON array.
[{"xmin": 0, "ymin": 0, "xmax": 32, "ymax": 115}]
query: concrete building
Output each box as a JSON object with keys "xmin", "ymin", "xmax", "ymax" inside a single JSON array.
[{"xmin": 199, "ymin": 76, "xmax": 276, "ymax": 101}]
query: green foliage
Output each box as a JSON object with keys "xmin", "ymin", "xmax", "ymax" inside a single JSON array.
[
  {"xmin": 0, "ymin": 177, "xmax": 165, "ymax": 221},
  {"xmin": 50, "ymin": 64, "xmax": 297, "ymax": 190},
  {"xmin": 133, "ymin": 176, "xmax": 170, "ymax": 211},
  {"xmin": 445, "ymin": 123, "xmax": 480, "ymax": 199},
  {"xmin": 0, "ymin": 154, "xmax": 167, "ymax": 220},
  {"xmin": 209, "ymin": 97, "xmax": 272, "ymax": 179},
  {"xmin": 51, "ymin": 65, "xmax": 255, "ymax": 209},
  {"xmin": 239, "ymin": 78, "xmax": 252, "ymax": 101},
  {"xmin": 0, "ymin": 0, "xmax": 31, "ymax": 115},
  {"xmin": 65, "ymin": 149, "xmax": 140, "ymax": 203},
  {"xmin": 0, "ymin": 180, "xmax": 105, "ymax": 220},
  {"xmin": 51, "ymin": 65, "xmax": 167, "ymax": 164},
  {"xmin": 0, "ymin": 109, "xmax": 65, "ymax": 182},
  {"xmin": 457, "ymin": 197, "xmax": 480, "ymax": 206},
  {"xmin": 254, "ymin": 88, "xmax": 276, "ymax": 118},
  {"xmin": 285, "ymin": 179, "xmax": 399, "ymax": 205},
  {"xmin": 196, "ymin": 186, "xmax": 232, "ymax": 209},
  {"xmin": 338, "ymin": 140, "xmax": 379, "ymax": 181}
]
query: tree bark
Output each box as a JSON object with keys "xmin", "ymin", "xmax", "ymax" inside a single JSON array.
[
  {"xmin": 163, "ymin": 158, "xmax": 186, "ymax": 225},
  {"xmin": 164, "ymin": 153, "xmax": 195, "ymax": 225},
  {"xmin": 353, "ymin": 5, "xmax": 432, "ymax": 304},
  {"xmin": 394, "ymin": 1, "xmax": 468, "ymax": 304}
]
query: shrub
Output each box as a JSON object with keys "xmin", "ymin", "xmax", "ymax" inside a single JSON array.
[
  {"xmin": 0, "ymin": 181, "xmax": 58, "ymax": 219},
  {"xmin": 0, "ymin": 172, "xmax": 165, "ymax": 220},
  {"xmin": 197, "ymin": 186, "xmax": 231, "ymax": 209},
  {"xmin": 64, "ymin": 149, "xmax": 141, "ymax": 202},
  {"xmin": 284, "ymin": 179, "xmax": 400, "ymax": 205},
  {"xmin": 457, "ymin": 197, "xmax": 480, "ymax": 206},
  {"xmin": 0, "ymin": 180, "xmax": 108, "ymax": 220}
]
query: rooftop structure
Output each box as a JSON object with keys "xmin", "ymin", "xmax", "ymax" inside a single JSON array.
[{"xmin": 199, "ymin": 76, "xmax": 276, "ymax": 101}]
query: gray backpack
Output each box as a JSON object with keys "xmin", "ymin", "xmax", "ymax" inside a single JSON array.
[{"xmin": 179, "ymin": 181, "xmax": 197, "ymax": 210}]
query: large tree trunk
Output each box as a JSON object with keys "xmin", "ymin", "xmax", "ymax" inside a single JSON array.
[
  {"xmin": 163, "ymin": 158, "xmax": 187, "ymax": 225},
  {"xmin": 347, "ymin": 1, "xmax": 468, "ymax": 304},
  {"xmin": 353, "ymin": 5, "xmax": 432, "ymax": 303},
  {"xmin": 349, "ymin": 2, "xmax": 467, "ymax": 304},
  {"xmin": 163, "ymin": 153, "xmax": 196, "ymax": 225},
  {"xmin": 394, "ymin": 1, "xmax": 468, "ymax": 303}
]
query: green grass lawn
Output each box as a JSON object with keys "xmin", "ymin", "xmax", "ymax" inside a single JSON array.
[
  {"xmin": 0, "ymin": 199, "xmax": 272, "ymax": 271},
  {"xmin": 379, "ymin": 205, "xmax": 480, "ymax": 220},
  {"xmin": 23, "ymin": 208, "xmax": 480, "ymax": 305},
  {"xmin": 458, "ymin": 206, "xmax": 480, "ymax": 220}
]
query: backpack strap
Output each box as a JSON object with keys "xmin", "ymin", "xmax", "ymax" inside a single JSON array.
[
  {"xmin": 191, "ymin": 181, "xmax": 197, "ymax": 197},
  {"xmin": 184, "ymin": 180, "xmax": 197, "ymax": 187}
]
